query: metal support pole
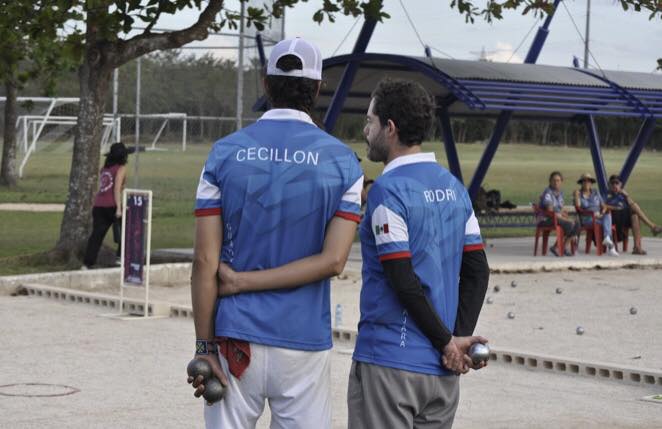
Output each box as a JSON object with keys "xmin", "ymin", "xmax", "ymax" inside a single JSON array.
[
  {"xmin": 438, "ymin": 108, "xmax": 463, "ymax": 183},
  {"xmin": 584, "ymin": 0, "xmax": 591, "ymax": 69},
  {"xmin": 134, "ymin": 57, "xmax": 141, "ymax": 188},
  {"xmin": 585, "ymin": 115, "xmax": 608, "ymax": 197},
  {"xmin": 113, "ymin": 68, "xmax": 119, "ymax": 142},
  {"xmin": 468, "ymin": 111, "xmax": 512, "ymax": 199},
  {"xmin": 619, "ymin": 118, "xmax": 657, "ymax": 185},
  {"xmin": 236, "ymin": 1, "xmax": 245, "ymax": 131},
  {"xmin": 182, "ymin": 117, "xmax": 188, "ymax": 152},
  {"xmin": 255, "ymin": 33, "xmax": 266, "ymax": 68},
  {"xmin": 280, "ymin": 8, "xmax": 285, "ymax": 40},
  {"xmin": 323, "ymin": 19, "xmax": 377, "ymax": 133},
  {"xmin": 468, "ymin": 0, "xmax": 560, "ymax": 198}
]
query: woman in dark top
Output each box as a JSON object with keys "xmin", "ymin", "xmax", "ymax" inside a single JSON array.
[
  {"xmin": 606, "ymin": 174, "xmax": 662, "ymax": 255},
  {"xmin": 83, "ymin": 142, "xmax": 128, "ymax": 268}
]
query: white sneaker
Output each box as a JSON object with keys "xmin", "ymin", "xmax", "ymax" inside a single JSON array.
[
  {"xmin": 603, "ymin": 236, "xmax": 614, "ymax": 248},
  {"xmin": 608, "ymin": 247, "xmax": 619, "ymax": 257}
]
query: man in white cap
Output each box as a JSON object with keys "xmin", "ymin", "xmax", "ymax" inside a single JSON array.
[{"xmin": 189, "ymin": 38, "xmax": 363, "ymax": 428}]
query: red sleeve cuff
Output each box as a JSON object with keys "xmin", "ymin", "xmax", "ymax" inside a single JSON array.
[
  {"xmin": 463, "ymin": 244, "xmax": 484, "ymax": 252},
  {"xmin": 335, "ymin": 211, "xmax": 361, "ymax": 223},
  {"xmin": 194, "ymin": 207, "xmax": 222, "ymax": 217},
  {"xmin": 379, "ymin": 251, "xmax": 412, "ymax": 262}
]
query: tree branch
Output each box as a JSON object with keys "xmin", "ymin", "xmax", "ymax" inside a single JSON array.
[{"xmin": 113, "ymin": 0, "xmax": 223, "ymax": 68}]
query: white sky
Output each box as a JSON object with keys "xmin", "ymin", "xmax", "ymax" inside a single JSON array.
[{"xmin": 154, "ymin": 0, "xmax": 661, "ymax": 73}]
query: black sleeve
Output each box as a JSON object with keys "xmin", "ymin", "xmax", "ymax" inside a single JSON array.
[
  {"xmin": 454, "ymin": 249, "xmax": 489, "ymax": 336},
  {"xmin": 381, "ymin": 258, "xmax": 452, "ymax": 353}
]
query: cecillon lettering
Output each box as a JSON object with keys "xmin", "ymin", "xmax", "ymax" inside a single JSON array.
[
  {"xmin": 423, "ymin": 188, "xmax": 457, "ymax": 203},
  {"xmin": 236, "ymin": 147, "xmax": 319, "ymax": 166}
]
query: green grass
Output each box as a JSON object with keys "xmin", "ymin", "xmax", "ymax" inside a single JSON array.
[{"xmin": 2, "ymin": 141, "xmax": 661, "ymax": 275}]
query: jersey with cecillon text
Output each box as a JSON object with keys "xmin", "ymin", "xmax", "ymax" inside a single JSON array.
[
  {"xmin": 194, "ymin": 109, "xmax": 363, "ymax": 351},
  {"xmin": 353, "ymin": 152, "xmax": 483, "ymax": 376}
]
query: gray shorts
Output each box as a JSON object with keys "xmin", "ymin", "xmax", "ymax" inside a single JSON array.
[{"xmin": 347, "ymin": 361, "xmax": 459, "ymax": 429}]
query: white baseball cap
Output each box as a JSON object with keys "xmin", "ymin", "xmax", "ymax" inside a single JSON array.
[{"xmin": 266, "ymin": 38, "xmax": 322, "ymax": 81}]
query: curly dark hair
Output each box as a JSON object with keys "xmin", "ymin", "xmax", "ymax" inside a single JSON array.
[
  {"xmin": 371, "ymin": 78, "xmax": 434, "ymax": 146},
  {"xmin": 264, "ymin": 55, "xmax": 319, "ymax": 114}
]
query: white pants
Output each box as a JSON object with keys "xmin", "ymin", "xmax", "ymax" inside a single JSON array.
[{"xmin": 204, "ymin": 343, "xmax": 331, "ymax": 429}]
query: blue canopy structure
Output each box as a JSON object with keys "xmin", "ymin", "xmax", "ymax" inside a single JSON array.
[{"xmin": 254, "ymin": 1, "xmax": 661, "ymax": 200}]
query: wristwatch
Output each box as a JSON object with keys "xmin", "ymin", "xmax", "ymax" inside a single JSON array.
[{"xmin": 195, "ymin": 339, "xmax": 218, "ymax": 355}]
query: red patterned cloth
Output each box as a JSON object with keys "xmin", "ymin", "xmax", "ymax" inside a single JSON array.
[{"xmin": 217, "ymin": 337, "xmax": 251, "ymax": 379}]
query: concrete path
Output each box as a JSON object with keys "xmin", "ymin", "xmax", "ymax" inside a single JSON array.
[
  {"xmin": 1, "ymin": 296, "xmax": 660, "ymax": 429},
  {"xmin": 0, "ymin": 203, "xmax": 65, "ymax": 212}
]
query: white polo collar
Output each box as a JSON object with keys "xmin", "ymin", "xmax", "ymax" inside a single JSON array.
[
  {"xmin": 383, "ymin": 152, "xmax": 437, "ymax": 174},
  {"xmin": 259, "ymin": 108, "xmax": 315, "ymax": 125}
]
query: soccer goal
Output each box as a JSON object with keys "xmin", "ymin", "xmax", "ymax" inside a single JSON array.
[
  {"xmin": 120, "ymin": 112, "xmax": 188, "ymax": 152},
  {"xmin": 2, "ymin": 97, "xmax": 120, "ymax": 178}
]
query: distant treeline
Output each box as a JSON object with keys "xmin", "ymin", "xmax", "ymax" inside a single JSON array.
[{"xmin": 2, "ymin": 50, "xmax": 659, "ymax": 148}]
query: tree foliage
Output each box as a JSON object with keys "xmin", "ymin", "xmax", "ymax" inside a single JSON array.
[
  {"xmin": 0, "ymin": 1, "xmax": 81, "ymax": 186},
  {"xmin": 0, "ymin": 1, "xmax": 81, "ymax": 92}
]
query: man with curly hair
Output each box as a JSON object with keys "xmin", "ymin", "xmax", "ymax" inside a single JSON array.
[{"xmin": 348, "ymin": 79, "xmax": 490, "ymax": 428}]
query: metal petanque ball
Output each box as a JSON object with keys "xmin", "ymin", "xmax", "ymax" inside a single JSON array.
[
  {"xmin": 486, "ymin": 297, "xmax": 494, "ymax": 304},
  {"xmin": 511, "ymin": 280, "xmax": 517, "ymax": 288},
  {"xmin": 576, "ymin": 326, "xmax": 585, "ymax": 335},
  {"xmin": 187, "ymin": 358, "xmax": 212, "ymax": 382},
  {"xmin": 202, "ymin": 377, "xmax": 225, "ymax": 404},
  {"xmin": 469, "ymin": 343, "xmax": 491, "ymax": 365},
  {"xmin": 630, "ymin": 307, "xmax": 638, "ymax": 315},
  {"xmin": 556, "ymin": 287, "xmax": 563, "ymax": 294},
  {"xmin": 507, "ymin": 312, "xmax": 515, "ymax": 319},
  {"xmin": 494, "ymin": 285, "xmax": 501, "ymax": 293}
]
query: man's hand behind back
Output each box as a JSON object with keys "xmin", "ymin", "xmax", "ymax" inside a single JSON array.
[
  {"xmin": 442, "ymin": 335, "xmax": 489, "ymax": 374},
  {"xmin": 187, "ymin": 353, "xmax": 229, "ymax": 405}
]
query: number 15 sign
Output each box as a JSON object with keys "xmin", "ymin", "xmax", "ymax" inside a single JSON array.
[{"xmin": 119, "ymin": 189, "xmax": 153, "ymax": 316}]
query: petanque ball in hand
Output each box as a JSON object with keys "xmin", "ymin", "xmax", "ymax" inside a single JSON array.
[
  {"xmin": 203, "ymin": 377, "xmax": 225, "ymax": 403},
  {"xmin": 187, "ymin": 358, "xmax": 212, "ymax": 382},
  {"xmin": 468, "ymin": 343, "xmax": 490, "ymax": 365}
]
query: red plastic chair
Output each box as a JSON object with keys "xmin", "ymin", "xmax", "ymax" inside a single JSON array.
[
  {"xmin": 533, "ymin": 204, "xmax": 565, "ymax": 256},
  {"xmin": 575, "ymin": 206, "xmax": 605, "ymax": 255}
]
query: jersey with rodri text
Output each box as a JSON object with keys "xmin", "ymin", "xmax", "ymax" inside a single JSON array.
[
  {"xmin": 353, "ymin": 153, "xmax": 483, "ymax": 376},
  {"xmin": 194, "ymin": 112, "xmax": 363, "ymax": 351}
]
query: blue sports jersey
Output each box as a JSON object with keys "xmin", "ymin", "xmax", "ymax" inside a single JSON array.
[
  {"xmin": 540, "ymin": 187, "xmax": 564, "ymax": 213},
  {"xmin": 606, "ymin": 191, "xmax": 629, "ymax": 210},
  {"xmin": 353, "ymin": 153, "xmax": 483, "ymax": 376},
  {"xmin": 579, "ymin": 190, "xmax": 604, "ymax": 223},
  {"xmin": 195, "ymin": 109, "xmax": 363, "ymax": 351}
]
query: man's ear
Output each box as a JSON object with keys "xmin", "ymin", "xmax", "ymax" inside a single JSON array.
[{"xmin": 386, "ymin": 119, "xmax": 398, "ymax": 137}]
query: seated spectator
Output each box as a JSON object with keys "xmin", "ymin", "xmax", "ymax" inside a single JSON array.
[
  {"xmin": 573, "ymin": 173, "xmax": 618, "ymax": 256},
  {"xmin": 539, "ymin": 171, "xmax": 579, "ymax": 256},
  {"xmin": 605, "ymin": 174, "xmax": 662, "ymax": 255}
]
